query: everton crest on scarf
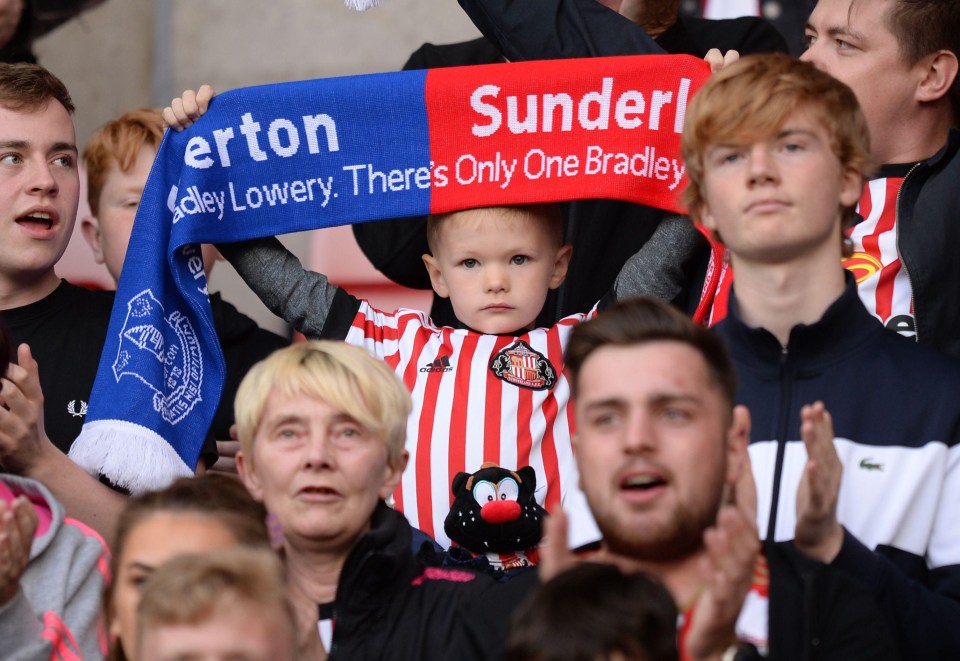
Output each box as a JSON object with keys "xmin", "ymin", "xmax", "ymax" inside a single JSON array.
[{"xmin": 68, "ymin": 54, "xmax": 709, "ymax": 493}]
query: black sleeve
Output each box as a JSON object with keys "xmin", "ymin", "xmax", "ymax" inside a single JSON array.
[
  {"xmin": 456, "ymin": 0, "xmax": 664, "ymax": 61},
  {"xmin": 350, "ymin": 217, "xmax": 433, "ymax": 291}
]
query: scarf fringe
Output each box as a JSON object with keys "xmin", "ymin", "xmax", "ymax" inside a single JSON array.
[
  {"xmin": 68, "ymin": 420, "xmax": 194, "ymax": 495},
  {"xmin": 344, "ymin": 0, "xmax": 379, "ymax": 11}
]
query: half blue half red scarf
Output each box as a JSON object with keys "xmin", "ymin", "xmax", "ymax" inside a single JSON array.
[{"xmin": 69, "ymin": 54, "xmax": 709, "ymax": 492}]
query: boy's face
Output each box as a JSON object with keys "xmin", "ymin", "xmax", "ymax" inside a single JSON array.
[
  {"xmin": 421, "ymin": 209, "xmax": 571, "ymax": 334},
  {"xmin": 697, "ymin": 107, "xmax": 862, "ymax": 266},
  {"xmin": 82, "ymin": 143, "xmax": 220, "ymax": 284},
  {"xmin": 82, "ymin": 143, "xmax": 155, "ymax": 283},
  {"xmin": 138, "ymin": 601, "xmax": 295, "ymax": 661},
  {"xmin": 0, "ymin": 100, "xmax": 79, "ymax": 290},
  {"xmin": 801, "ymin": 0, "xmax": 924, "ymax": 164}
]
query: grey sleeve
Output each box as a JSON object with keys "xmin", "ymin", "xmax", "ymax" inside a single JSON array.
[
  {"xmin": 216, "ymin": 237, "xmax": 339, "ymax": 338},
  {"xmin": 614, "ymin": 215, "xmax": 703, "ymax": 303},
  {"xmin": 0, "ymin": 589, "xmax": 46, "ymax": 661},
  {"xmin": 0, "ymin": 529, "xmax": 110, "ymax": 661}
]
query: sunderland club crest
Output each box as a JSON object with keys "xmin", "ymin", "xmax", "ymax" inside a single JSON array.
[
  {"xmin": 489, "ymin": 340, "xmax": 557, "ymax": 391},
  {"xmin": 112, "ymin": 290, "xmax": 203, "ymax": 426}
]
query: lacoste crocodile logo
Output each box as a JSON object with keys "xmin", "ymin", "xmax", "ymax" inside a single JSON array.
[{"xmin": 859, "ymin": 458, "xmax": 883, "ymax": 471}]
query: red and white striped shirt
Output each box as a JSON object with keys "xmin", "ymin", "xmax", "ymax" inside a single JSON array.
[
  {"xmin": 844, "ymin": 171, "xmax": 916, "ymax": 339},
  {"xmin": 345, "ymin": 303, "xmax": 601, "ymax": 549}
]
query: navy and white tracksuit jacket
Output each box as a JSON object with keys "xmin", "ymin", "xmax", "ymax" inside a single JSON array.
[{"xmin": 714, "ymin": 281, "xmax": 960, "ymax": 659}]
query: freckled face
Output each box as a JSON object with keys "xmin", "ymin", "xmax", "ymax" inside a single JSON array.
[{"xmin": 88, "ymin": 145, "xmax": 220, "ymax": 283}]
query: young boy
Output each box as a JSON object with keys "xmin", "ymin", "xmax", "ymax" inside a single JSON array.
[
  {"xmin": 136, "ymin": 549, "xmax": 297, "ymax": 661},
  {"xmin": 216, "ymin": 204, "xmax": 697, "ymax": 549},
  {"xmin": 683, "ymin": 53, "xmax": 960, "ymax": 657},
  {"xmin": 80, "ymin": 108, "xmax": 288, "ymax": 446}
]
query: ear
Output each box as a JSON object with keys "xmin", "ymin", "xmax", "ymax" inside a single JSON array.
[
  {"xmin": 839, "ymin": 167, "xmax": 864, "ymax": 209},
  {"xmin": 79, "ymin": 216, "xmax": 106, "ymax": 264},
  {"xmin": 916, "ymin": 50, "xmax": 959, "ymax": 104},
  {"xmin": 421, "ymin": 253, "xmax": 449, "ymax": 299},
  {"xmin": 698, "ymin": 202, "xmax": 718, "ymax": 234},
  {"xmin": 548, "ymin": 244, "xmax": 573, "ymax": 289},
  {"xmin": 516, "ymin": 465, "xmax": 537, "ymax": 490},
  {"xmin": 450, "ymin": 471, "xmax": 471, "ymax": 497},
  {"xmin": 236, "ymin": 450, "xmax": 265, "ymax": 503},
  {"xmin": 379, "ymin": 450, "xmax": 408, "ymax": 500},
  {"xmin": 724, "ymin": 404, "xmax": 751, "ymax": 486}
]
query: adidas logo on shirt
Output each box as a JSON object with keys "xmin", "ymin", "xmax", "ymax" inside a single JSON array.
[{"xmin": 420, "ymin": 355, "xmax": 453, "ymax": 373}]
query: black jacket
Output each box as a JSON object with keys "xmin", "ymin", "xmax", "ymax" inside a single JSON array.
[
  {"xmin": 714, "ymin": 281, "xmax": 960, "ymax": 659},
  {"xmin": 352, "ymin": 3, "xmax": 783, "ymax": 327},
  {"xmin": 895, "ymin": 128, "xmax": 960, "ymax": 359},
  {"xmin": 327, "ymin": 502, "xmax": 534, "ymax": 660},
  {"xmin": 208, "ymin": 293, "xmax": 288, "ymax": 439},
  {"xmin": 763, "ymin": 541, "xmax": 899, "ymax": 661}
]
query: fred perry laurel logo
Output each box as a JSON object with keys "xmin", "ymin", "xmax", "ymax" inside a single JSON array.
[
  {"xmin": 489, "ymin": 341, "xmax": 557, "ymax": 391},
  {"xmin": 67, "ymin": 400, "xmax": 88, "ymax": 418}
]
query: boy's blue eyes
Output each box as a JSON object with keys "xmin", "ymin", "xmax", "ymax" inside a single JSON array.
[{"xmin": 460, "ymin": 256, "xmax": 529, "ymax": 267}]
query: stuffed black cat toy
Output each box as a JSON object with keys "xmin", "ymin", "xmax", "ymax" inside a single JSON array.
[{"xmin": 443, "ymin": 462, "xmax": 547, "ymax": 575}]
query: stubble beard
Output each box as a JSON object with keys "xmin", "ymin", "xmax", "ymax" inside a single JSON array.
[{"xmin": 596, "ymin": 480, "xmax": 725, "ymax": 563}]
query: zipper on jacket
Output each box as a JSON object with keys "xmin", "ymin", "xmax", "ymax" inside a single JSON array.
[
  {"xmin": 893, "ymin": 162, "xmax": 922, "ymax": 344},
  {"xmin": 764, "ymin": 345, "xmax": 792, "ymax": 544}
]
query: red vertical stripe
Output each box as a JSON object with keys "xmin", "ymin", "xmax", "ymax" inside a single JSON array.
[
  {"xmin": 412, "ymin": 336, "xmax": 450, "ymax": 540},
  {"xmin": 872, "ymin": 179, "xmax": 903, "ymax": 321},
  {"xmin": 393, "ymin": 318, "xmax": 433, "ymax": 523},
  {"xmin": 447, "ymin": 334, "xmax": 478, "ymax": 507},
  {"xmin": 540, "ymin": 326, "xmax": 564, "ymax": 512}
]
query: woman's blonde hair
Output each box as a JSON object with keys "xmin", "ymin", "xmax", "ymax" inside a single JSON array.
[{"xmin": 234, "ymin": 341, "xmax": 411, "ymax": 468}]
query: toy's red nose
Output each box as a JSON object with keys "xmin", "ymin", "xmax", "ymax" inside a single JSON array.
[{"xmin": 480, "ymin": 500, "xmax": 521, "ymax": 523}]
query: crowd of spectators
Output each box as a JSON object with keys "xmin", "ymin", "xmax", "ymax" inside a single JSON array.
[{"xmin": 1, "ymin": 0, "xmax": 958, "ymax": 659}]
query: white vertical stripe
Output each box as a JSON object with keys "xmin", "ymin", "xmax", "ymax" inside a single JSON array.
[
  {"xmin": 463, "ymin": 333, "xmax": 497, "ymax": 472},
  {"xmin": 703, "ymin": 0, "xmax": 761, "ymax": 19},
  {"xmin": 850, "ymin": 179, "xmax": 888, "ymax": 318}
]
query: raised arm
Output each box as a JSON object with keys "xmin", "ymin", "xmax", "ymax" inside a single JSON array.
[
  {"xmin": 612, "ymin": 215, "xmax": 706, "ymax": 304},
  {"xmin": 217, "ymin": 237, "xmax": 339, "ymax": 339},
  {"xmin": 793, "ymin": 401, "xmax": 960, "ymax": 657},
  {"xmin": 0, "ymin": 345, "xmax": 125, "ymax": 545}
]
